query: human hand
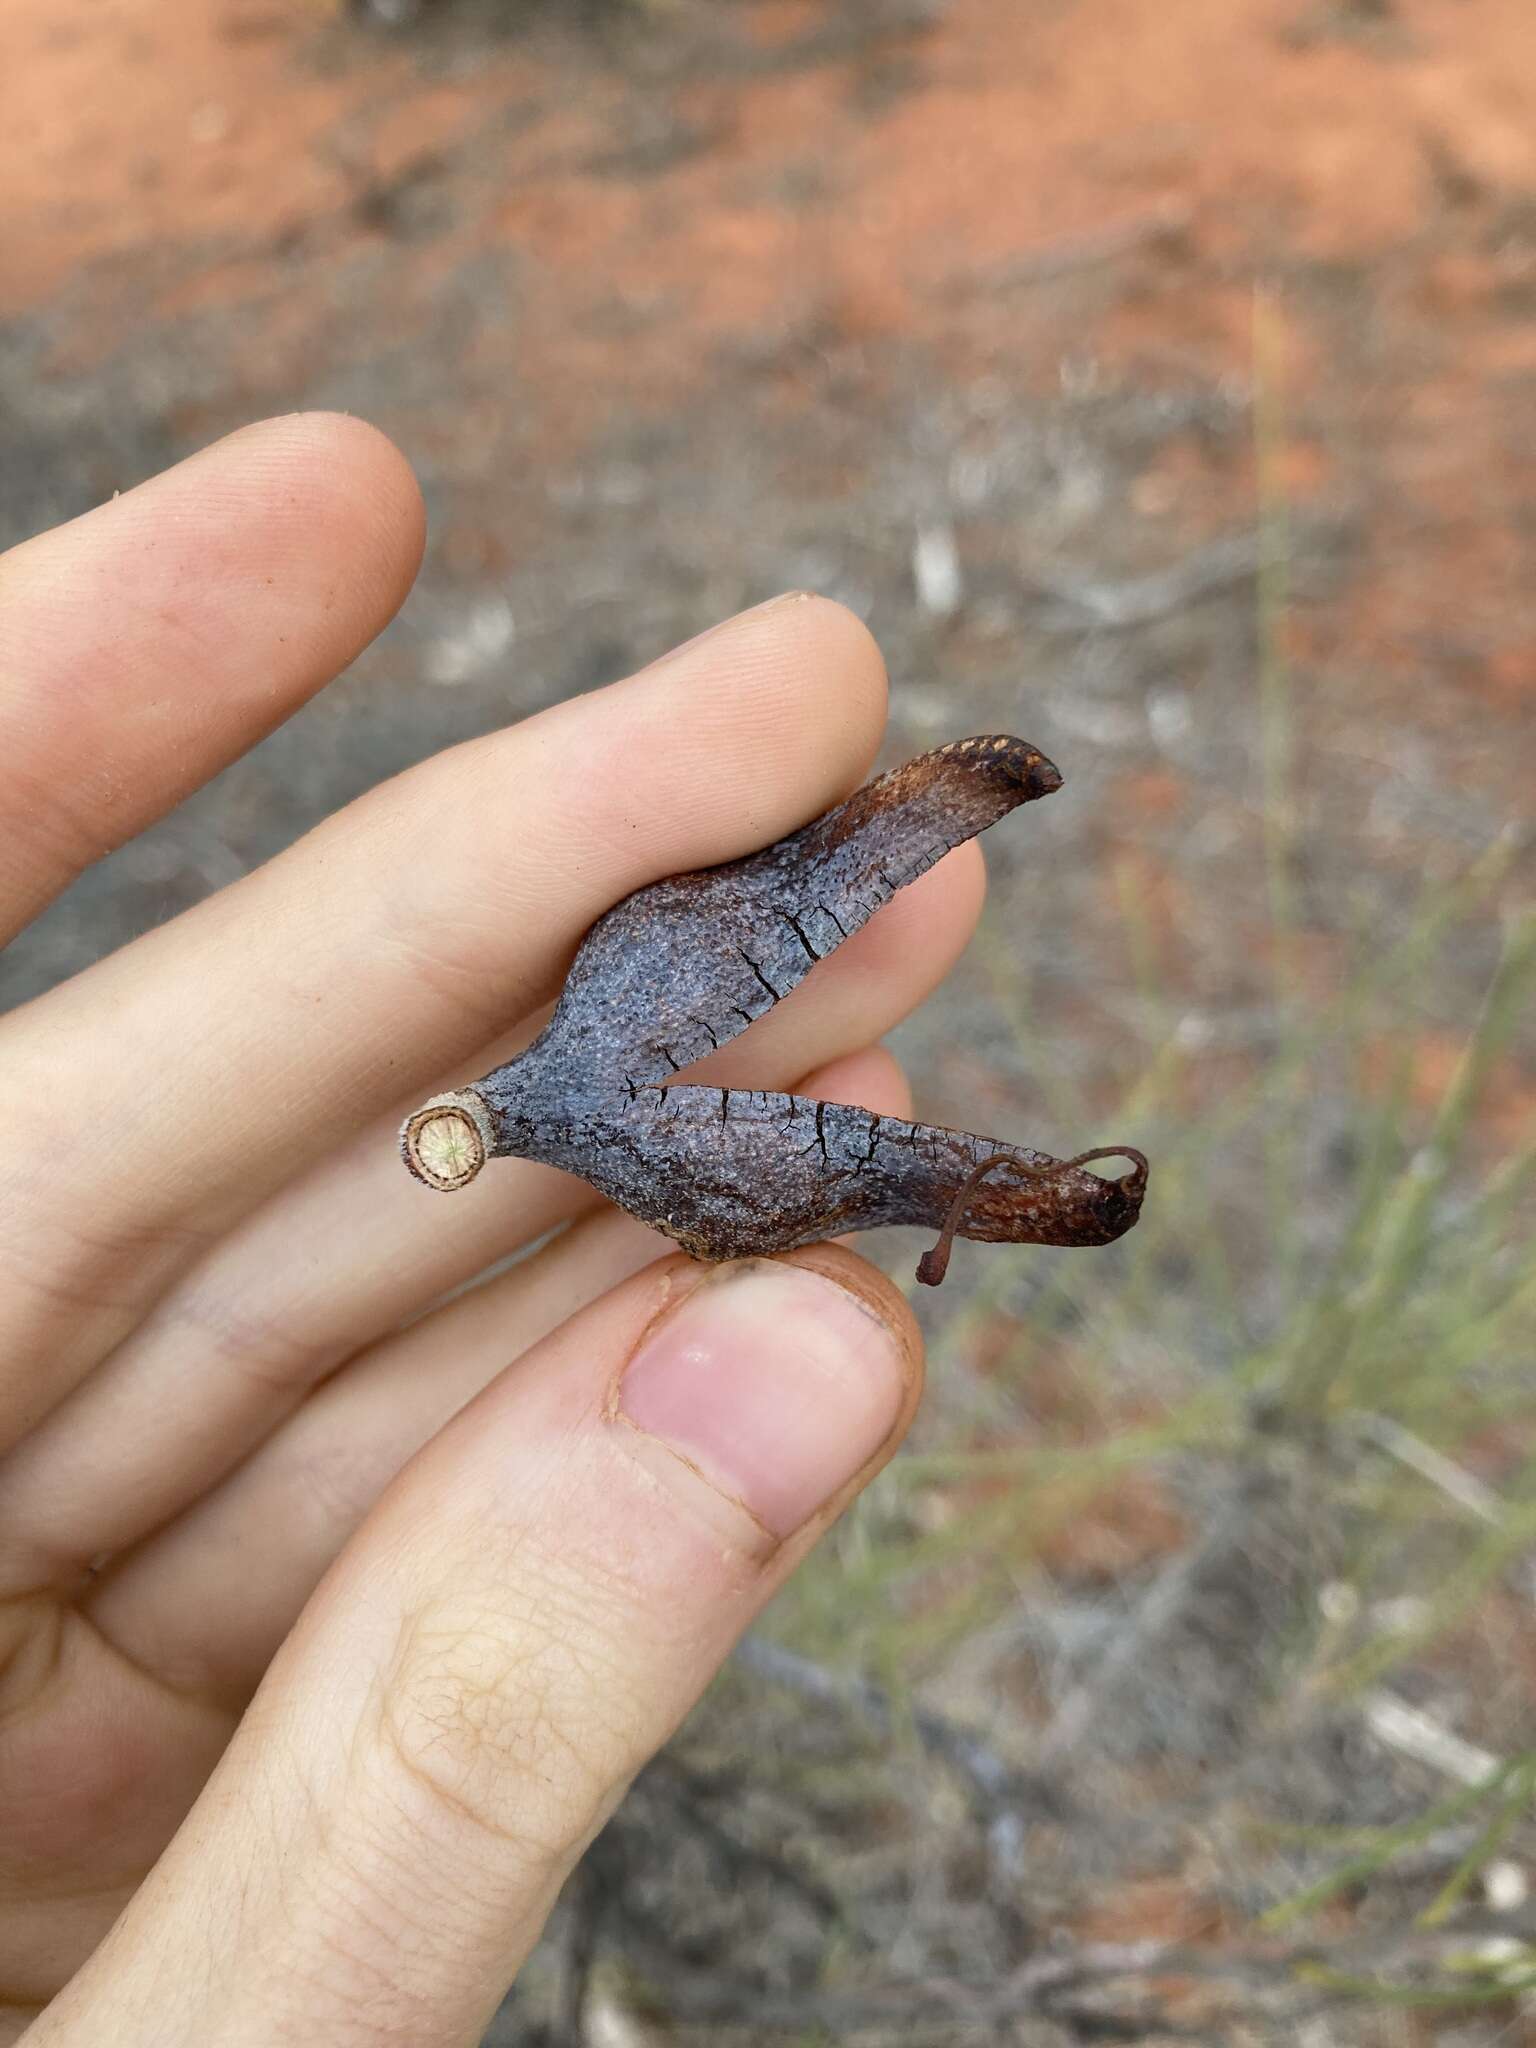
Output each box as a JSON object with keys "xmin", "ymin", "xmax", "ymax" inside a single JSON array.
[{"xmin": 0, "ymin": 416, "xmax": 985, "ymax": 2043}]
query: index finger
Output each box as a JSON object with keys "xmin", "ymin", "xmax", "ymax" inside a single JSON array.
[
  {"xmin": 0, "ymin": 412, "xmax": 425, "ymax": 942},
  {"xmin": 0, "ymin": 594, "xmax": 888, "ymax": 1440}
]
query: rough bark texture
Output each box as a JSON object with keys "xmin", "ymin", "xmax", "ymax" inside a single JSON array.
[{"xmin": 401, "ymin": 736, "xmax": 1147, "ymax": 1277}]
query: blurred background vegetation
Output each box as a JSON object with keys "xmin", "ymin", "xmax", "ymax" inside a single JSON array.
[{"xmin": 3, "ymin": 0, "xmax": 1534, "ymax": 2038}]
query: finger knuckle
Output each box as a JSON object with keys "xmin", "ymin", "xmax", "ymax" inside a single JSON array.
[
  {"xmin": 370, "ymin": 1572, "xmax": 636, "ymax": 1880},
  {"xmin": 376, "ymin": 901, "xmax": 517, "ymax": 1035},
  {"xmin": 167, "ymin": 1278, "xmax": 329, "ymax": 1394}
]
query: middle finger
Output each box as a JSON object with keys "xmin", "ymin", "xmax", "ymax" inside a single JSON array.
[
  {"xmin": 0, "ymin": 595, "xmax": 886, "ymax": 1445},
  {"xmin": 85, "ymin": 1045, "xmax": 917, "ymax": 1698},
  {"xmin": 0, "ymin": 851, "xmax": 982, "ymax": 1588}
]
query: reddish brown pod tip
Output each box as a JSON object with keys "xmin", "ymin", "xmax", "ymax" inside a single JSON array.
[{"xmin": 915, "ymin": 1147, "xmax": 1150, "ymax": 1287}]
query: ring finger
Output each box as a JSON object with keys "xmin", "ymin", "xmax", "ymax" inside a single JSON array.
[{"xmin": 85, "ymin": 1046, "xmax": 915, "ymax": 1698}]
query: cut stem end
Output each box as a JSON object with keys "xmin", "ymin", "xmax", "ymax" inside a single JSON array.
[{"xmin": 400, "ymin": 1090, "xmax": 493, "ymax": 1192}]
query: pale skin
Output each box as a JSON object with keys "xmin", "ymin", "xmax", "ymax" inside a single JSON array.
[{"xmin": 0, "ymin": 416, "xmax": 989, "ymax": 2044}]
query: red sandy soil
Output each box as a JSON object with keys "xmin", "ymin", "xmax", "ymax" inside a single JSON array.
[{"xmin": 4, "ymin": 0, "xmax": 1532, "ymax": 775}]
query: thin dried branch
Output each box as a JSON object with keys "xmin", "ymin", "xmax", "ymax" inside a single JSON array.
[
  {"xmin": 1354, "ymin": 1414, "xmax": 1507, "ymax": 1526},
  {"xmin": 736, "ymin": 1635, "xmax": 1059, "ymax": 1884},
  {"xmin": 596, "ymin": 1912, "xmax": 1536, "ymax": 2036},
  {"xmin": 1031, "ymin": 533, "xmax": 1264, "ymax": 632}
]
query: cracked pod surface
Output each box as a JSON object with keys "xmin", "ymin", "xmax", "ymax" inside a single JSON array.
[{"xmin": 401, "ymin": 736, "xmax": 1148, "ymax": 1283}]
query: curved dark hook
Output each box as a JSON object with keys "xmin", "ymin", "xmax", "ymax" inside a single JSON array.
[{"xmin": 915, "ymin": 1147, "xmax": 1151, "ymax": 1288}]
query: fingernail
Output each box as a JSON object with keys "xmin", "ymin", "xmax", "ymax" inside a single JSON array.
[{"xmin": 616, "ymin": 1260, "xmax": 911, "ymax": 1545}]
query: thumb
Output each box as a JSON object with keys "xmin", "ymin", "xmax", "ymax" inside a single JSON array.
[{"xmin": 34, "ymin": 1246, "xmax": 921, "ymax": 2048}]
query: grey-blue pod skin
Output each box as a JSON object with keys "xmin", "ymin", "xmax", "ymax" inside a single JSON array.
[{"xmin": 400, "ymin": 737, "xmax": 1148, "ymax": 1283}]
